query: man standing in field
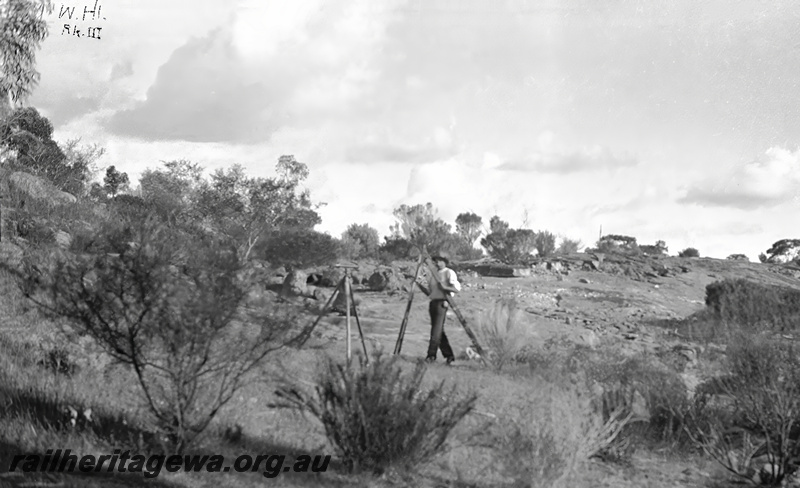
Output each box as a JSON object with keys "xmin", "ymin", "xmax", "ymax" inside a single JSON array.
[{"xmin": 420, "ymin": 251, "xmax": 461, "ymax": 365}]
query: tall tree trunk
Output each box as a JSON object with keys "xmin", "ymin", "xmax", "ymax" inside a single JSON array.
[{"xmin": 0, "ymin": 89, "xmax": 12, "ymax": 242}]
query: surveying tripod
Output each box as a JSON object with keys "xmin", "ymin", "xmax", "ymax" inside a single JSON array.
[{"xmin": 297, "ymin": 263, "xmax": 369, "ymax": 364}]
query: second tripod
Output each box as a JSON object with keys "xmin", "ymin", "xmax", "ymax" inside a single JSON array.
[{"xmin": 302, "ymin": 263, "xmax": 369, "ymax": 364}]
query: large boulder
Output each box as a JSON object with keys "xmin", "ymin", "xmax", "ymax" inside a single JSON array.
[
  {"xmin": 367, "ymin": 267, "xmax": 404, "ymax": 292},
  {"xmin": 7, "ymin": 172, "xmax": 76, "ymax": 207},
  {"xmin": 319, "ymin": 266, "xmax": 345, "ymax": 287},
  {"xmin": 282, "ymin": 270, "xmax": 311, "ymax": 298},
  {"xmin": 313, "ymin": 287, "xmax": 360, "ymax": 314},
  {"xmin": 471, "ymin": 264, "xmax": 531, "ymax": 278}
]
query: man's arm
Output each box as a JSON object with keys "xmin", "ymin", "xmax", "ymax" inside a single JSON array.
[{"xmin": 415, "ymin": 281, "xmax": 431, "ymax": 296}]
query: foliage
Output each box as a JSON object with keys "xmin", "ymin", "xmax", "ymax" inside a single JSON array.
[
  {"xmin": 5, "ymin": 217, "xmax": 304, "ymax": 454},
  {"xmin": 684, "ymin": 334, "xmax": 800, "ymax": 485},
  {"xmin": 759, "ymin": 253, "xmax": 768, "ymax": 263},
  {"xmin": 474, "ymin": 299, "xmax": 531, "ymax": 372},
  {"xmin": 377, "ymin": 236, "xmax": 414, "ymax": 263},
  {"xmin": 640, "ymin": 241, "xmax": 668, "ymax": 256},
  {"xmin": 704, "ymin": 279, "xmax": 800, "ymax": 335},
  {"xmin": 455, "ymin": 212, "xmax": 482, "ymax": 247},
  {"xmin": 726, "ymin": 254, "xmax": 749, "ymax": 262},
  {"xmin": 139, "ymin": 158, "xmax": 322, "ymax": 260},
  {"xmin": 275, "ymin": 349, "xmax": 477, "ymax": 475},
  {"xmin": 102, "ymin": 165, "xmax": 129, "ymax": 197},
  {"xmin": 340, "ymin": 223, "xmax": 380, "ymax": 260},
  {"xmin": 0, "ymin": 108, "xmax": 92, "ymax": 194},
  {"xmin": 534, "ymin": 230, "xmax": 557, "ymax": 258},
  {"xmin": 595, "ymin": 234, "xmax": 639, "ymax": 254},
  {"xmin": 489, "ymin": 215, "xmax": 509, "ymax": 234},
  {"xmin": 480, "ymin": 216, "xmax": 536, "ymax": 264},
  {"xmin": 765, "ymin": 239, "xmax": 800, "ymax": 263},
  {"xmin": 483, "ymin": 379, "xmax": 634, "ymax": 487},
  {"xmin": 390, "ymin": 202, "xmax": 452, "ymax": 253},
  {"xmin": 557, "ymin": 237, "xmax": 582, "ymax": 255},
  {"xmin": 257, "ymin": 228, "xmax": 340, "ymax": 270},
  {"xmin": 138, "ymin": 159, "xmax": 204, "ymax": 223},
  {"xmin": 0, "ymin": 0, "xmax": 52, "ymax": 104},
  {"xmin": 678, "ymin": 247, "xmax": 700, "ymax": 258}
]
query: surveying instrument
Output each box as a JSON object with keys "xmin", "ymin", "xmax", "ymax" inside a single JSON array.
[
  {"xmin": 393, "ymin": 247, "xmax": 488, "ymax": 367},
  {"xmin": 301, "ymin": 262, "xmax": 369, "ymax": 364}
]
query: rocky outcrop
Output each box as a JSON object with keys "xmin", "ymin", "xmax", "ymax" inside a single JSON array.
[
  {"xmin": 7, "ymin": 172, "xmax": 76, "ymax": 207},
  {"xmin": 319, "ymin": 266, "xmax": 345, "ymax": 287},
  {"xmin": 367, "ymin": 267, "xmax": 404, "ymax": 292},
  {"xmin": 282, "ymin": 270, "xmax": 311, "ymax": 298}
]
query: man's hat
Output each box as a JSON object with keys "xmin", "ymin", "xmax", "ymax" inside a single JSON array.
[{"xmin": 430, "ymin": 251, "xmax": 450, "ymax": 264}]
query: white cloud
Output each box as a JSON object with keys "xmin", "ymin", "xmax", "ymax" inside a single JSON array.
[{"xmin": 680, "ymin": 146, "xmax": 800, "ymax": 209}]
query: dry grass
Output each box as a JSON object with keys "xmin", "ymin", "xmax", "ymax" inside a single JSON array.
[{"xmin": 472, "ymin": 298, "xmax": 533, "ymax": 372}]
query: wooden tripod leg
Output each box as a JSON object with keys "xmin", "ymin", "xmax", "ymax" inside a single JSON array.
[
  {"xmin": 348, "ymin": 281, "xmax": 369, "ymax": 364},
  {"xmin": 394, "ymin": 255, "xmax": 425, "ymax": 355},
  {"xmin": 292, "ymin": 279, "xmax": 343, "ymax": 346},
  {"xmin": 421, "ymin": 250, "xmax": 488, "ymax": 367}
]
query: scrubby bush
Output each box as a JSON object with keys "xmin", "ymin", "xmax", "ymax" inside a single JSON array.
[
  {"xmin": 275, "ymin": 350, "xmax": 477, "ymax": 475},
  {"xmin": 595, "ymin": 235, "xmax": 639, "ymax": 255},
  {"xmin": 640, "ymin": 240, "xmax": 668, "ymax": 256},
  {"xmin": 684, "ymin": 334, "xmax": 800, "ymax": 485},
  {"xmin": 557, "ymin": 237, "xmax": 582, "ymax": 255},
  {"xmin": 480, "ymin": 217, "xmax": 537, "ymax": 264},
  {"xmin": 258, "ymin": 229, "xmax": 340, "ymax": 271},
  {"xmin": 340, "ymin": 223, "xmax": 380, "ymax": 260},
  {"xmin": 474, "ymin": 299, "xmax": 531, "ymax": 372},
  {"xmin": 678, "ymin": 247, "xmax": 700, "ymax": 258},
  {"xmin": 377, "ymin": 236, "xmax": 414, "ymax": 263},
  {"xmin": 765, "ymin": 238, "xmax": 800, "ymax": 263},
  {"xmin": 482, "ymin": 380, "xmax": 634, "ymax": 487},
  {"xmin": 455, "ymin": 212, "xmax": 483, "ymax": 247},
  {"xmin": 726, "ymin": 254, "xmax": 749, "ymax": 261},
  {"xmin": 6, "ymin": 217, "xmax": 304, "ymax": 454},
  {"xmin": 533, "ymin": 230, "xmax": 557, "ymax": 258},
  {"xmin": 704, "ymin": 278, "xmax": 800, "ymax": 335},
  {"xmin": 390, "ymin": 203, "xmax": 452, "ymax": 252}
]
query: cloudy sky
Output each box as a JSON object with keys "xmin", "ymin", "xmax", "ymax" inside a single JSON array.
[{"xmin": 30, "ymin": 0, "xmax": 800, "ymax": 260}]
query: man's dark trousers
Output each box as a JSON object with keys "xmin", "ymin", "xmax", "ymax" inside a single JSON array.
[{"xmin": 427, "ymin": 299, "xmax": 454, "ymax": 360}]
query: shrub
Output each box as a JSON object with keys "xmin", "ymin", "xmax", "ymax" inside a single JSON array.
[
  {"xmin": 481, "ymin": 223, "xmax": 536, "ymax": 264},
  {"xmin": 258, "ymin": 229, "xmax": 340, "ymax": 270},
  {"xmin": 726, "ymin": 254, "xmax": 749, "ymax": 262},
  {"xmin": 483, "ymin": 380, "xmax": 633, "ymax": 487},
  {"xmin": 455, "ymin": 212, "xmax": 483, "ymax": 248},
  {"xmin": 275, "ymin": 350, "xmax": 477, "ymax": 475},
  {"xmin": 595, "ymin": 235, "xmax": 639, "ymax": 255},
  {"xmin": 557, "ymin": 238, "xmax": 582, "ymax": 255},
  {"xmin": 341, "ymin": 223, "xmax": 380, "ymax": 260},
  {"xmin": 704, "ymin": 279, "xmax": 800, "ymax": 335},
  {"xmin": 390, "ymin": 203, "xmax": 452, "ymax": 252},
  {"xmin": 533, "ymin": 230, "xmax": 557, "ymax": 258},
  {"xmin": 684, "ymin": 334, "xmax": 800, "ymax": 485},
  {"xmin": 377, "ymin": 236, "xmax": 414, "ymax": 263},
  {"xmin": 640, "ymin": 241, "xmax": 668, "ymax": 256},
  {"xmin": 7, "ymin": 217, "xmax": 305, "ymax": 454},
  {"xmin": 678, "ymin": 247, "xmax": 700, "ymax": 258},
  {"xmin": 474, "ymin": 299, "xmax": 531, "ymax": 372}
]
